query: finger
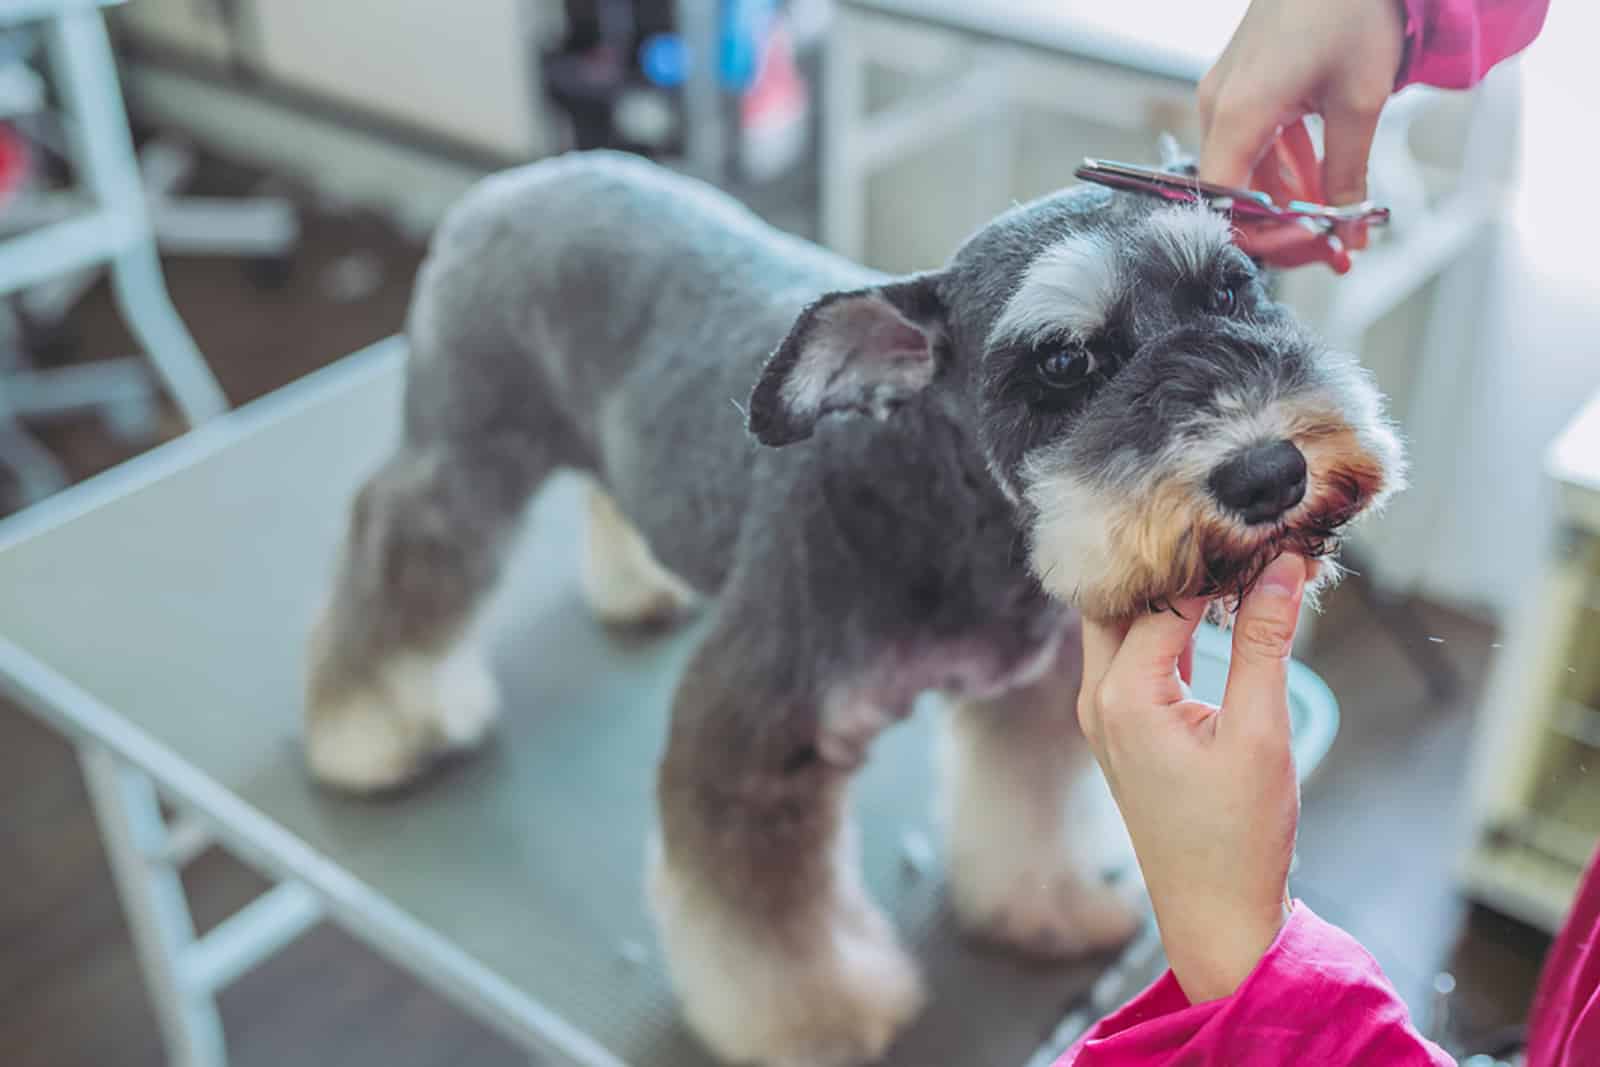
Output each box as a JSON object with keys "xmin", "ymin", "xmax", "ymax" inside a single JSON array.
[
  {"xmin": 1236, "ymin": 219, "xmax": 1321, "ymax": 257},
  {"xmin": 1275, "ymin": 118, "xmax": 1325, "ymax": 203},
  {"xmin": 1197, "ymin": 88, "xmax": 1285, "ymax": 188},
  {"xmin": 1333, "ymin": 217, "xmax": 1370, "ymax": 252},
  {"xmin": 1079, "ymin": 615, "xmax": 1130, "ymax": 737},
  {"xmin": 1235, "ymin": 222, "xmax": 1350, "ymax": 272},
  {"xmin": 1322, "ymin": 99, "xmax": 1383, "ymax": 208},
  {"xmin": 1221, "ymin": 554, "xmax": 1308, "ymax": 741},
  {"xmin": 1110, "ymin": 598, "xmax": 1207, "ymax": 696}
]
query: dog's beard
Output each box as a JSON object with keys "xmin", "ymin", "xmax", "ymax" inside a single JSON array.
[
  {"xmin": 1026, "ymin": 467, "xmax": 1375, "ymax": 621},
  {"xmin": 1175, "ymin": 471, "xmax": 1367, "ymax": 613}
]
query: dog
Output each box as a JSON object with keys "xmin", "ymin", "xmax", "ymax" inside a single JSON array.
[{"xmin": 302, "ymin": 149, "xmax": 1403, "ymax": 1066}]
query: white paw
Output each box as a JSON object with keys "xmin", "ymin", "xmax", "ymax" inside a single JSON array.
[
  {"xmin": 425, "ymin": 641, "xmax": 500, "ymax": 751},
  {"xmin": 581, "ymin": 486, "xmax": 698, "ymax": 627},
  {"xmin": 951, "ymin": 869, "xmax": 1143, "ymax": 959},
  {"xmin": 305, "ymin": 642, "xmax": 499, "ymax": 793},
  {"xmin": 648, "ymin": 846, "xmax": 924, "ymax": 1066},
  {"xmin": 305, "ymin": 688, "xmax": 428, "ymax": 793}
]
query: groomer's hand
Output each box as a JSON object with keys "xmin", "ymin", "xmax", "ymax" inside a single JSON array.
[
  {"xmin": 1198, "ymin": 0, "xmax": 1407, "ymax": 273},
  {"xmin": 1078, "ymin": 554, "xmax": 1310, "ymax": 1003}
]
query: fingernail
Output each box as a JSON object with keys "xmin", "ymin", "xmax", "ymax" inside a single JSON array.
[{"xmin": 1259, "ymin": 555, "xmax": 1305, "ymax": 598}]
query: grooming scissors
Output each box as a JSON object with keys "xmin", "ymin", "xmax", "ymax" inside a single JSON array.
[{"xmin": 1073, "ymin": 157, "xmax": 1390, "ymax": 232}]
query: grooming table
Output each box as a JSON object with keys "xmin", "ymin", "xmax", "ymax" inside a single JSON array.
[{"xmin": 0, "ymin": 338, "xmax": 1339, "ymax": 1067}]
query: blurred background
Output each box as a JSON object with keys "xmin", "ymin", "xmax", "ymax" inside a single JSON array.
[{"xmin": 4, "ymin": 1, "xmax": 1599, "ymax": 1064}]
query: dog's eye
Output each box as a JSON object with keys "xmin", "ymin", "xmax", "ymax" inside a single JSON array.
[
  {"xmin": 1036, "ymin": 349, "xmax": 1094, "ymax": 390},
  {"xmin": 1207, "ymin": 284, "xmax": 1238, "ymax": 316}
]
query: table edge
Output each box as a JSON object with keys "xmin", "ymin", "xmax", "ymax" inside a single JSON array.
[{"xmin": 0, "ymin": 337, "xmax": 404, "ymax": 554}]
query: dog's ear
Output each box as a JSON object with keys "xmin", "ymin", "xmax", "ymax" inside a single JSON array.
[{"xmin": 747, "ymin": 273, "xmax": 947, "ymax": 447}]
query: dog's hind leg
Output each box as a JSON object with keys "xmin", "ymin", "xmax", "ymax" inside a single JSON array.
[
  {"xmin": 939, "ymin": 624, "xmax": 1144, "ymax": 958},
  {"xmin": 303, "ymin": 433, "xmax": 546, "ymax": 793},
  {"xmin": 580, "ymin": 482, "xmax": 698, "ymax": 628},
  {"xmin": 649, "ymin": 619, "xmax": 923, "ymax": 1066}
]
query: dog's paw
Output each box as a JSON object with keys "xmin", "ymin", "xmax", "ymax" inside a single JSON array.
[
  {"xmin": 580, "ymin": 486, "xmax": 698, "ymax": 628},
  {"xmin": 305, "ymin": 688, "xmax": 428, "ymax": 793},
  {"xmin": 649, "ymin": 850, "xmax": 924, "ymax": 1066},
  {"xmin": 950, "ymin": 868, "xmax": 1144, "ymax": 959},
  {"xmin": 304, "ymin": 642, "xmax": 499, "ymax": 794}
]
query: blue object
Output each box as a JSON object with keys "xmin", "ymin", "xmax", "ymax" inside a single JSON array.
[
  {"xmin": 638, "ymin": 0, "xmax": 777, "ymax": 95},
  {"xmin": 720, "ymin": 0, "xmax": 778, "ymax": 92},
  {"xmin": 639, "ymin": 33, "xmax": 687, "ymax": 89}
]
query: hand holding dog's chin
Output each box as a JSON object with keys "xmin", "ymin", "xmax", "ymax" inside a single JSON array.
[{"xmin": 1078, "ymin": 555, "xmax": 1310, "ymax": 1004}]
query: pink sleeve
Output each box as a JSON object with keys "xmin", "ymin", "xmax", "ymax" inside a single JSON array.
[
  {"xmin": 1053, "ymin": 902, "xmax": 1454, "ymax": 1067},
  {"xmin": 1525, "ymin": 848, "xmax": 1600, "ymax": 1066},
  {"xmin": 1396, "ymin": 0, "xmax": 1551, "ymax": 90}
]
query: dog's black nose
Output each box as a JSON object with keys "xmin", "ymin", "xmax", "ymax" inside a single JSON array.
[{"xmin": 1210, "ymin": 440, "xmax": 1308, "ymax": 525}]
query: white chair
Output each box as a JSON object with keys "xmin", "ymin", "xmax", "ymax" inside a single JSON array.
[{"xmin": 0, "ymin": 0, "xmax": 235, "ymax": 506}]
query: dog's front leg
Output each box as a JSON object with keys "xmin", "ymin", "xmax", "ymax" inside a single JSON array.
[
  {"xmin": 939, "ymin": 622, "xmax": 1144, "ymax": 958},
  {"xmin": 649, "ymin": 628, "xmax": 923, "ymax": 1067}
]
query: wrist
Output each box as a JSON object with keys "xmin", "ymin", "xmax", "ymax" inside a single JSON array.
[{"xmin": 1158, "ymin": 894, "xmax": 1292, "ymax": 1004}]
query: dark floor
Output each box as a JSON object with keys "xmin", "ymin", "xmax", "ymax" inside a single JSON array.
[{"xmin": 1, "ymin": 156, "xmax": 1553, "ymax": 1066}]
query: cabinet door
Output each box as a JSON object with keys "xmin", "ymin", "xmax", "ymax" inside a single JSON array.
[{"xmin": 246, "ymin": 0, "xmax": 545, "ymax": 158}]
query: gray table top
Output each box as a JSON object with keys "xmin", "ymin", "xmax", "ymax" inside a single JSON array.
[
  {"xmin": 835, "ymin": 0, "xmax": 1247, "ymax": 82},
  {"xmin": 0, "ymin": 339, "xmax": 1335, "ymax": 1066}
]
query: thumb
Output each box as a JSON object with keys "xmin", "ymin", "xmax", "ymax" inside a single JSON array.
[{"xmin": 1221, "ymin": 555, "xmax": 1308, "ymax": 737}]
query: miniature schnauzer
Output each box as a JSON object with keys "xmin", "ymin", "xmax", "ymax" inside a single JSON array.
[{"xmin": 303, "ymin": 150, "xmax": 1402, "ymax": 1066}]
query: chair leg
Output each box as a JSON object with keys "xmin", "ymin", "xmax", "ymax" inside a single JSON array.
[
  {"xmin": 0, "ymin": 410, "xmax": 69, "ymax": 504},
  {"xmin": 79, "ymin": 746, "xmax": 228, "ymax": 1067},
  {"xmin": 106, "ymin": 241, "xmax": 227, "ymax": 424},
  {"xmin": 42, "ymin": 7, "xmax": 227, "ymax": 426}
]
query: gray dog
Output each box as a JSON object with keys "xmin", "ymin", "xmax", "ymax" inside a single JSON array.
[{"xmin": 304, "ymin": 150, "xmax": 1402, "ymax": 1065}]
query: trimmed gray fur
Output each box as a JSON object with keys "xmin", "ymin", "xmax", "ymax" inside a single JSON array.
[{"xmin": 303, "ymin": 150, "xmax": 1402, "ymax": 1066}]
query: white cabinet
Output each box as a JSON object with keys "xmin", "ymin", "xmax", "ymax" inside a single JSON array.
[
  {"xmin": 113, "ymin": 0, "xmax": 554, "ymax": 161},
  {"xmin": 114, "ymin": 0, "xmax": 234, "ymax": 65},
  {"xmin": 246, "ymin": 0, "xmax": 547, "ymax": 159},
  {"xmin": 1460, "ymin": 392, "xmax": 1600, "ymax": 932}
]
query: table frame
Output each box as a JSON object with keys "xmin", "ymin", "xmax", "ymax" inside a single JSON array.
[{"xmin": 0, "ymin": 348, "xmax": 622, "ymax": 1067}]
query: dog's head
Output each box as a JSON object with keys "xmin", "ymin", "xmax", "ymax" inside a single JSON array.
[{"xmin": 748, "ymin": 187, "xmax": 1404, "ymax": 620}]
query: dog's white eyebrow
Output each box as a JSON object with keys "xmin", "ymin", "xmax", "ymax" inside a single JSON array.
[
  {"xmin": 988, "ymin": 231, "xmax": 1120, "ymax": 349},
  {"xmin": 1144, "ymin": 205, "xmax": 1231, "ymax": 277}
]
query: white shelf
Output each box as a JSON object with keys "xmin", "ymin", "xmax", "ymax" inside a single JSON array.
[{"xmin": 1460, "ymin": 837, "xmax": 1582, "ymax": 934}]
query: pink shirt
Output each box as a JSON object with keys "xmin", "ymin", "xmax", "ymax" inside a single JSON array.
[
  {"xmin": 1057, "ymin": 849, "xmax": 1600, "ymax": 1066},
  {"xmin": 1397, "ymin": 0, "xmax": 1551, "ymax": 89}
]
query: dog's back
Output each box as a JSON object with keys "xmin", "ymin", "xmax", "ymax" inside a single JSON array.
[{"xmin": 399, "ymin": 150, "xmax": 878, "ymax": 589}]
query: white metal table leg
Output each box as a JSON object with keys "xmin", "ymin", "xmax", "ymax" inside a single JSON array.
[
  {"xmin": 43, "ymin": 6, "xmax": 228, "ymax": 426},
  {"xmin": 79, "ymin": 745, "xmax": 228, "ymax": 1067}
]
